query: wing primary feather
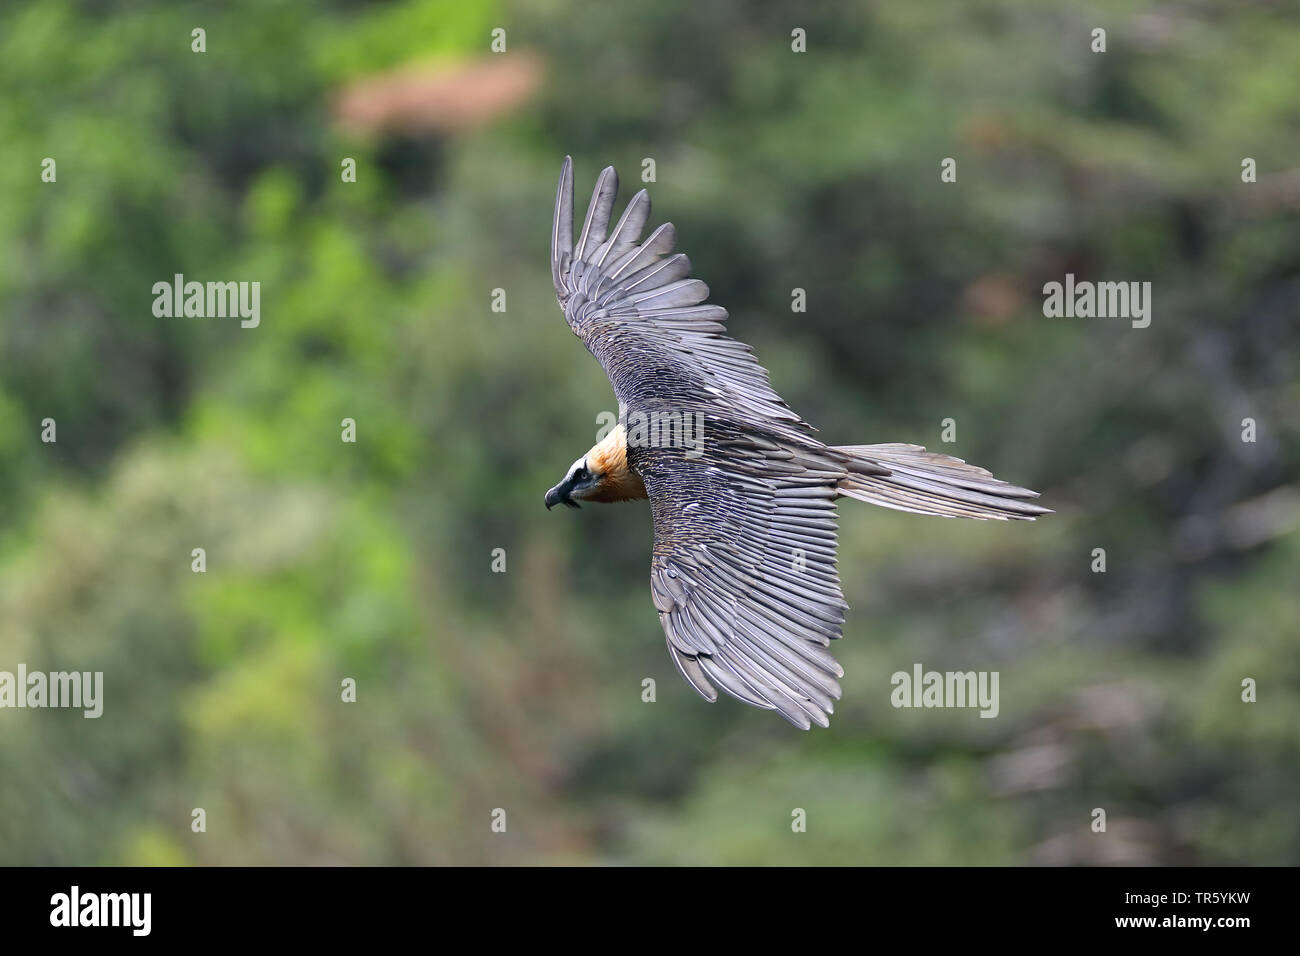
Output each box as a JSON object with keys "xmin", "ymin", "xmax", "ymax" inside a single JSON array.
[
  {"xmin": 551, "ymin": 156, "xmax": 574, "ymax": 294},
  {"xmin": 666, "ymin": 641, "xmax": 719, "ymax": 703},
  {"xmin": 593, "ymin": 188, "xmax": 651, "ymax": 269},
  {"xmin": 607, "ymin": 223, "xmax": 676, "ymax": 280},
  {"xmin": 573, "ymin": 165, "xmax": 618, "ymax": 264}
]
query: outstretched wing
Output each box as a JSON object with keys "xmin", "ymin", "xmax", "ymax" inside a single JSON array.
[
  {"xmin": 641, "ymin": 432, "xmax": 852, "ymax": 729},
  {"xmin": 550, "ymin": 156, "xmax": 813, "ymax": 439}
]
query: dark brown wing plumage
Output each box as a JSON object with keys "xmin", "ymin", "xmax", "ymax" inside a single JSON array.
[
  {"xmin": 550, "ymin": 157, "xmax": 813, "ymax": 442},
  {"xmin": 641, "ymin": 428, "xmax": 852, "ymax": 728}
]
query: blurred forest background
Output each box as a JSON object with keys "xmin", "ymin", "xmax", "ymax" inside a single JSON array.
[{"xmin": 1, "ymin": 0, "xmax": 1298, "ymax": 866}]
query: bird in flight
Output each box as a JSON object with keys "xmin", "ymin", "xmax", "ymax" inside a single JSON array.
[{"xmin": 545, "ymin": 157, "xmax": 1049, "ymax": 729}]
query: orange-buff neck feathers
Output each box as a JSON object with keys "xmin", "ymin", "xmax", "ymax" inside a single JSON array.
[{"xmin": 584, "ymin": 425, "xmax": 648, "ymax": 502}]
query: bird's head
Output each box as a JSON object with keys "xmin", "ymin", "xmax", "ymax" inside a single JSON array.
[
  {"xmin": 544, "ymin": 455, "xmax": 598, "ymax": 510},
  {"xmin": 545, "ymin": 424, "xmax": 647, "ymax": 510}
]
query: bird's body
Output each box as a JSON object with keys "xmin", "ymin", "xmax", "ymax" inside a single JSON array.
[{"xmin": 545, "ymin": 158, "xmax": 1049, "ymax": 729}]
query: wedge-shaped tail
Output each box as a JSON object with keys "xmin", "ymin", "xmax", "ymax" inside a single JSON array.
[{"xmin": 833, "ymin": 443, "xmax": 1051, "ymax": 520}]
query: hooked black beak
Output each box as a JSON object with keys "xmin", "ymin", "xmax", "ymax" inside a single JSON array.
[{"xmin": 544, "ymin": 480, "xmax": 580, "ymax": 510}]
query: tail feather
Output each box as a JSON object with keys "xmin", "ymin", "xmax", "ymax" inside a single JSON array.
[{"xmin": 832, "ymin": 443, "xmax": 1051, "ymax": 521}]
